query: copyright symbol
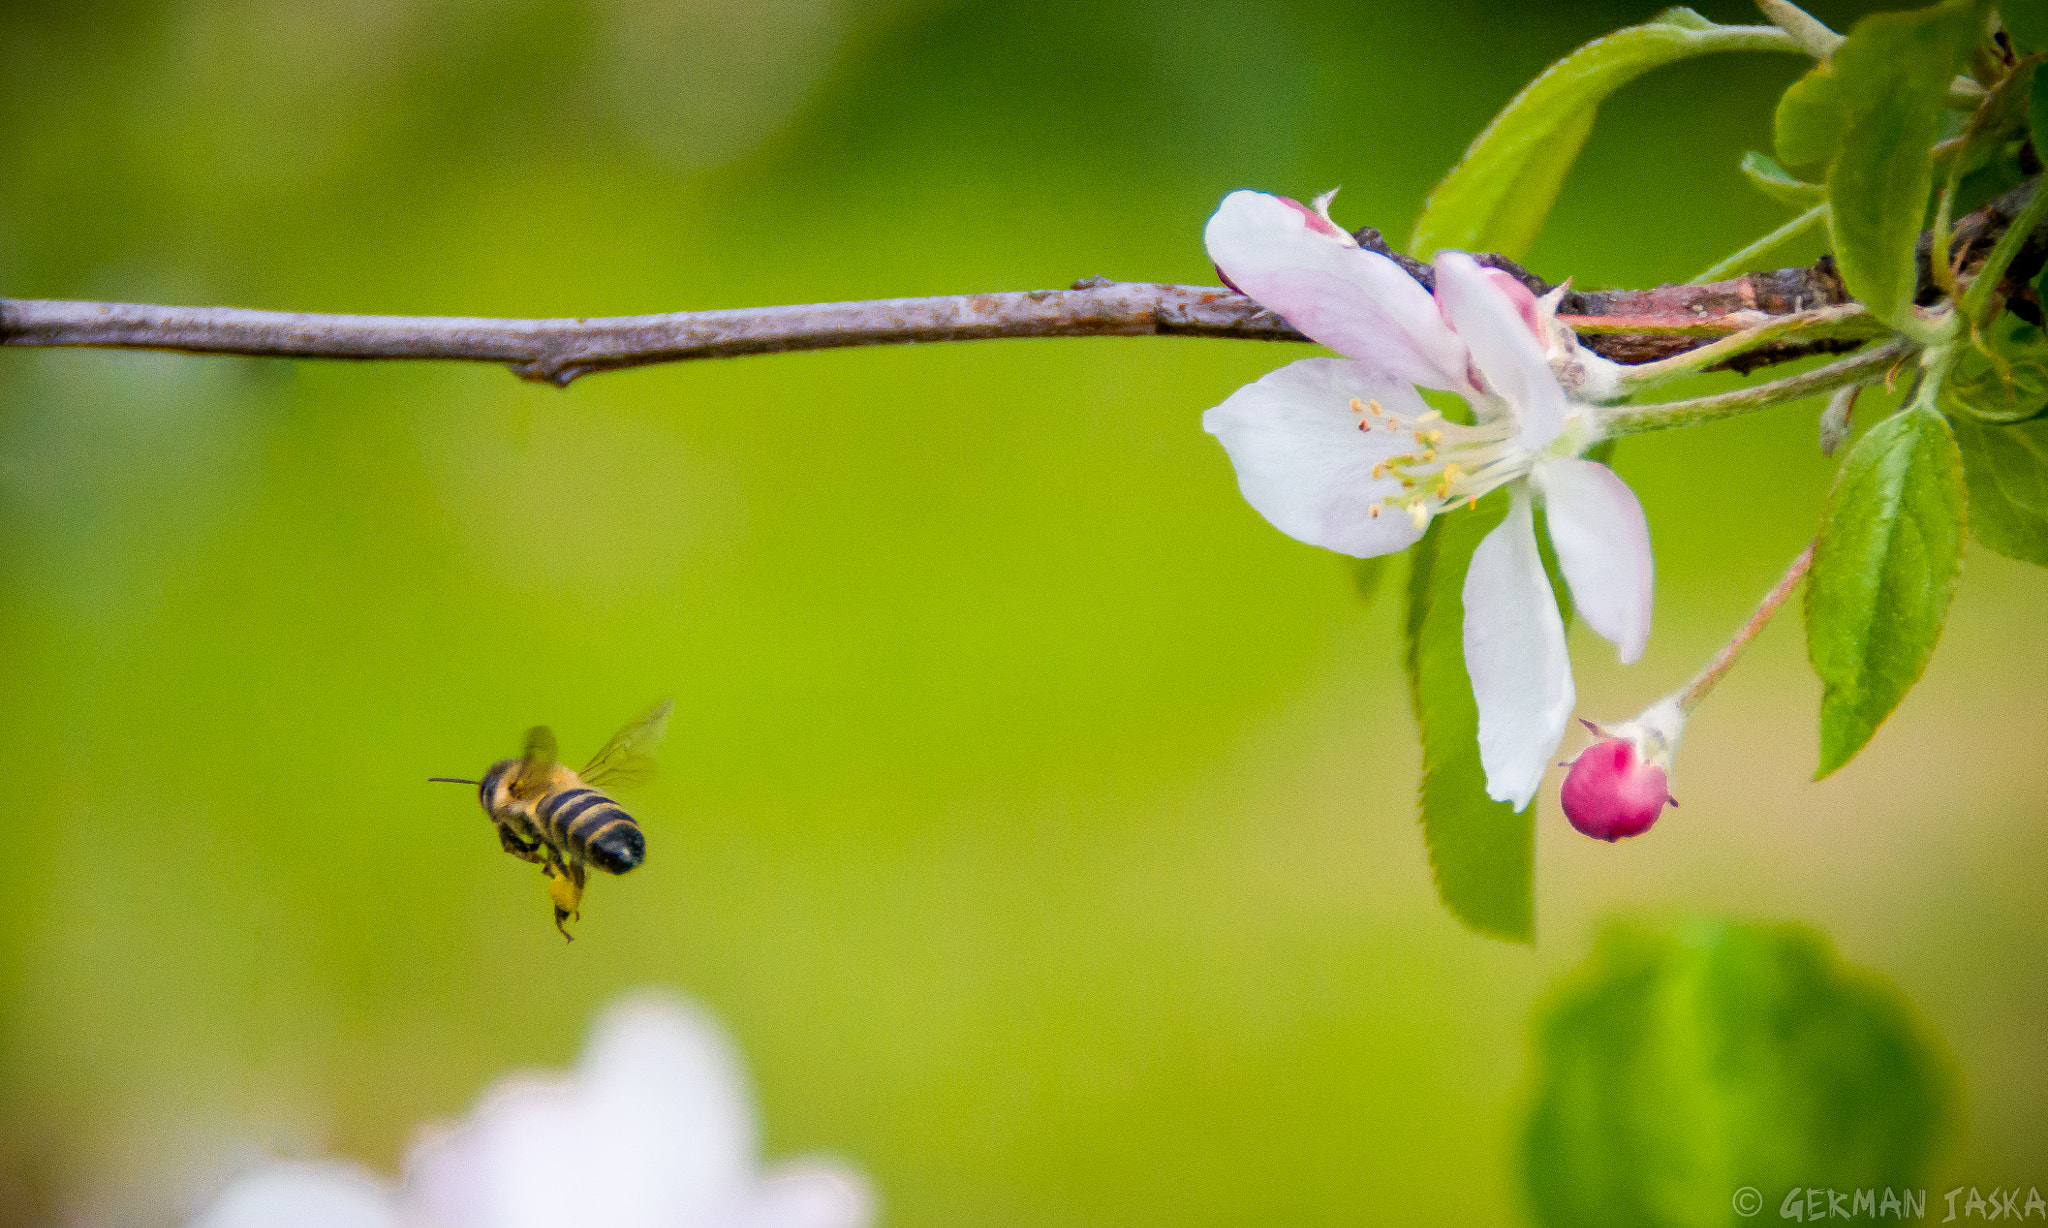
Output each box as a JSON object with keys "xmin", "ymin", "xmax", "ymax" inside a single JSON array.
[{"xmin": 1733, "ymin": 1187, "xmax": 1763, "ymax": 1217}]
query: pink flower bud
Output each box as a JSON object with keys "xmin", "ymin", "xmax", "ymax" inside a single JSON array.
[{"xmin": 1560, "ymin": 736, "xmax": 1673, "ymax": 841}]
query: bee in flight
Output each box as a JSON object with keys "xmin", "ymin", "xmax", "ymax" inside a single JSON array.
[{"xmin": 431, "ymin": 698, "xmax": 672, "ymax": 940}]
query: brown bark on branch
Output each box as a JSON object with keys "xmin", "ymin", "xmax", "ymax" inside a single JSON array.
[
  {"xmin": 0, "ymin": 271, "xmax": 1850, "ymax": 387},
  {"xmin": 1, "ymin": 180, "xmax": 2037, "ymax": 388},
  {"xmin": 0, "ymin": 282, "xmax": 1299, "ymax": 388}
]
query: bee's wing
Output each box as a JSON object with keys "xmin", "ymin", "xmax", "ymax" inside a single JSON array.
[
  {"xmin": 579, "ymin": 697, "xmax": 674, "ymax": 790},
  {"xmin": 512, "ymin": 725, "xmax": 559, "ymax": 798}
]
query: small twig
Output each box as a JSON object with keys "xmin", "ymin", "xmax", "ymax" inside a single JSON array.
[
  {"xmin": 1598, "ymin": 340, "xmax": 1912, "ymax": 437},
  {"xmin": 1678, "ymin": 542, "xmax": 1815, "ymax": 715},
  {"xmin": 1608, "ymin": 303, "xmax": 1882, "ymax": 396}
]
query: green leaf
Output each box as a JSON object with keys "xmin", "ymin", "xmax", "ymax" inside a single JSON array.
[
  {"xmin": 1951, "ymin": 413, "xmax": 2048, "ymax": 564},
  {"xmin": 1404, "ymin": 492, "xmax": 1532, "ymax": 943},
  {"xmin": 1939, "ymin": 315, "xmax": 2048, "ymax": 423},
  {"xmin": 1774, "ymin": 2, "xmax": 1982, "ymax": 330},
  {"xmin": 1939, "ymin": 55, "xmax": 2039, "ymax": 217},
  {"xmin": 1806, "ymin": 402, "xmax": 1966, "ymax": 778},
  {"xmin": 1409, "ymin": 10, "xmax": 1800, "ymax": 260},
  {"xmin": 1522, "ymin": 917, "xmax": 1955, "ymax": 1228},
  {"xmin": 1738, "ymin": 151, "xmax": 1826, "ymax": 209}
]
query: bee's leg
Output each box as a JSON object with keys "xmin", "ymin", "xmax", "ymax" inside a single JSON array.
[
  {"xmin": 495, "ymin": 821, "xmax": 546, "ymax": 865},
  {"xmin": 548, "ymin": 870, "xmax": 583, "ymax": 941}
]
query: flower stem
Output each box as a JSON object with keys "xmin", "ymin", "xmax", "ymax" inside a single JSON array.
[
  {"xmin": 1677, "ymin": 542, "xmax": 1814, "ymax": 715},
  {"xmin": 1689, "ymin": 204, "xmax": 1829, "ymax": 285},
  {"xmin": 1755, "ymin": 0, "xmax": 1841, "ymax": 57},
  {"xmin": 1600, "ymin": 339, "xmax": 1911, "ymax": 437},
  {"xmin": 1609, "ymin": 303, "xmax": 1881, "ymax": 397}
]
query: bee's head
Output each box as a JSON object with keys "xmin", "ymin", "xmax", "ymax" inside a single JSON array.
[{"xmin": 479, "ymin": 760, "xmax": 520, "ymax": 811}]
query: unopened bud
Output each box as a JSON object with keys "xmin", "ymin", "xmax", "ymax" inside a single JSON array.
[{"xmin": 1560, "ymin": 697, "xmax": 1685, "ymax": 842}]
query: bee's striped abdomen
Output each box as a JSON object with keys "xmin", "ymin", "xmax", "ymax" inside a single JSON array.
[{"xmin": 539, "ymin": 787, "xmax": 646, "ymax": 875}]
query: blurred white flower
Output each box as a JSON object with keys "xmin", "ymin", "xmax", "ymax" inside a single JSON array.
[{"xmin": 188, "ymin": 992, "xmax": 872, "ymax": 1228}]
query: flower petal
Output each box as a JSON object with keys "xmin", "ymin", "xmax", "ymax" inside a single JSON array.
[
  {"xmin": 1205, "ymin": 191, "xmax": 1469, "ymax": 389},
  {"xmin": 404, "ymin": 1074, "xmax": 597, "ymax": 1228},
  {"xmin": 1533, "ymin": 458, "xmax": 1653, "ymax": 664},
  {"xmin": 1202, "ymin": 357, "xmax": 1432, "ymax": 558},
  {"xmin": 1462, "ymin": 489, "xmax": 1574, "ymax": 810},
  {"xmin": 1432, "ymin": 252, "xmax": 1568, "ymax": 450},
  {"xmin": 579, "ymin": 992, "xmax": 757, "ymax": 1212},
  {"xmin": 737, "ymin": 1162, "xmax": 877, "ymax": 1228},
  {"xmin": 405, "ymin": 992, "xmax": 756, "ymax": 1228},
  {"xmin": 189, "ymin": 1161, "xmax": 401, "ymax": 1228}
]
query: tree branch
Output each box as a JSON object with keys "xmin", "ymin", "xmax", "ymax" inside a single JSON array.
[
  {"xmin": 2, "ymin": 179, "xmax": 2038, "ymax": 388},
  {"xmin": 0, "ymin": 272, "xmax": 1849, "ymax": 388},
  {"xmin": 0, "ymin": 280, "xmax": 1300, "ymax": 388}
]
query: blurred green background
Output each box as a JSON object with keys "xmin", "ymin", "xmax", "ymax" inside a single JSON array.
[{"xmin": 1, "ymin": 1, "xmax": 2042, "ymax": 1224}]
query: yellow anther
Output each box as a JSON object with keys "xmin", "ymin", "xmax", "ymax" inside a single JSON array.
[
  {"xmin": 1408, "ymin": 502, "xmax": 1431, "ymax": 530},
  {"xmin": 1435, "ymin": 481, "xmax": 1451, "ymax": 499},
  {"xmin": 1371, "ymin": 462, "xmax": 1385, "ymax": 479},
  {"xmin": 1415, "ymin": 410, "xmax": 1442, "ymax": 425},
  {"xmin": 1368, "ymin": 503, "xmax": 1383, "ymax": 519},
  {"xmin": 1422, "ymin": 448, "xmax": 1436, "ymax": 462},
  {"xmin": 1350, "ymin": 398, "xmax": 1365, "ymax": 414},
  {"xmin": 1367, "ymin": 399, "xmax": 1384, "ymax": 416},
  {"xmin": 1441, "ymin": 463, "xmax": 1463, "ymax": 481},
  {"xmin": 1466, "ymin": 496, "xmax": 1478, "ymax": 510}
]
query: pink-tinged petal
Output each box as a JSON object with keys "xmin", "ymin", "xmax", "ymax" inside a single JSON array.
[
  {"xmin": 1433, "ymin": 252, "xmax": 1568, "ymax": 450},
  {"xmin": 1463, "ymin": 489, "xmax": 1575, "ymax": 810},
  {"xmin": 738, "ymin": 1162, "xmax": 877, "ymax": 1228},
  {"xmin": 1205, "ymin": 191, "xmax": 1469, "ymax": 389},
  {"xmin": 1533, "ymin": 458, "xmax": 1653, "ymax": 664},
  {"xmin": 1202, "ymin": 357, "xmax": 1432, "ymax": 558},
  {"xmin": 1482, "ymin": 267, "xmax": 1544, "ymax": 337},
  {"xmin": 1287, "ymin": 191, "xmax": 1351, "ymax": 240},
  {"xmin": 189, "ymin": 1162, "xmax": 400, "ymax": 1228}
]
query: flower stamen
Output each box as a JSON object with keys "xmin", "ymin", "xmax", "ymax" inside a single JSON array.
[{"xmin": 1363, "ymin": 404, "xmax": 1533, "ymax": 528}]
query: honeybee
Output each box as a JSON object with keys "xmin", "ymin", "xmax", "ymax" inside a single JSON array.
[{"xmin": 432, "ymin": 699, "xmax": 673, "ymax": 940}]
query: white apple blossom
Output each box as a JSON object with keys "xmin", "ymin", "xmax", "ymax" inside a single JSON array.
[
  {"xmin": 1203, "ymin": 189, "xmax": 1654, "ymax": 810},
  {"xmin": 188, "ymin": 992, "xmax": 872, "ymax": 1228}
]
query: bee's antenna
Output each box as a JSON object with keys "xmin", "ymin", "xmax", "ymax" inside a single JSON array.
[{"xmin": 428, "ymin": 777, "xmax": 481, "ymax": 784}]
